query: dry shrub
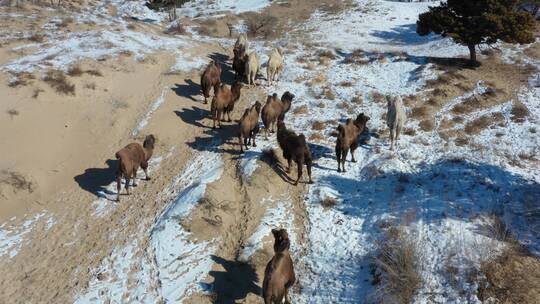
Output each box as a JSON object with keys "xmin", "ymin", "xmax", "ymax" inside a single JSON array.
[
  {"xmin": 245, "ymin": 13, "xmax": 280, "ymax": 39},
  {"xmin": 0, "ymin": 170, "xmax": 34, "ymax": 195},
  {"xmin": 67, "ymin": 65, "xmax": 83, "ymax": 77},
  {"xmin": 32, "ymin": 88, "xmax": 44, "ymax": 98},
  {"xmin": 419, "ymin": 119, "xmax": 435, "ymax": 132},
  {"xmin": 511, "ymin": 102, "xmax": 529, "ymax": 123},
  {"xmin": 293, "ymin": 105, "xmax": 308, "ymax": 115},
  {"xmin": 410, "ymin": 106, "xmax": 429, "ymax": 120},
  {"xmin": 339, "ymin": 81, "xmax": 353, "ymax": 87},
  {"xmin": 370, "ymin": 91, "xmax": 385, "ymax": 103},
  {"xmin": 84, "ymin": 82, "xmax": 96, "ymax": 90},
  {"xmin": 320, "ymin": 86, "xmax": 336, "ymax": 100},
  {"xmin": 309, "ymin": 132, "xmax": 324, "ymax": 142},
  {"xmin": 403, "ymin": 127, "xmax": 416, "ymax": 136},
  {"xmin": 351, "ymin": 95, "xmax": 362, "ymax": 105},
  {"xmin": 58, "ymin": 17, "xmax": 73, "ymax": 28},
  {"xmin": 165, "ymin": 22, "xmax": 186, "ymax": 35},
  {"xmin": 28, "ymin": 33, "xmax": 46, "ymax": 43},
  {"xmin": 312, "ymin": 121, "xmax": 326, "ymax": 131},
  {"xmin": 320, "ymin": 196, "xmax": 337, "ymax": 209},
  {"xmin": 478, "ymin": 246, "xmax": 540, "ymax": 304},
  {"xmin": 454, "ymin": 137, "xmax": 469, "ymax": 146},
  {"xmin": 85, "ymin": 69, "xmax": 103, "ymax": 77},
  {"xmin": 43, "ymin": 69, "xmax": 75, "ymax": 95},
  {"xmin": 343, "ymin": 49, "xmax": 369, "ymax": 65},
  {"xmin": 8, "ymin": 72, "xmax": 35, "ymax": 88},
  {"xmin": 373, "ymin": 226, "xmax": 423, "ymax": 304},
  {"xmin": 7, "ymin": 109, "xmax": 19, "ymax": 118},
  {"xmin": 126, "ymin": 23, "xmax": 136, "ymax": 30},
  {"xmin": 317, "ymin": 50, "xmax": 336, "ymax": 61},
  {"xmin": 464, "ymin": 113, "xmax": 503, "ymax": 135}
]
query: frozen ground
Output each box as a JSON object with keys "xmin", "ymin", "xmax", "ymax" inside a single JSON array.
[{"xmin": 1, "ymin": 0, "xmax": 538, "ymax": 303}]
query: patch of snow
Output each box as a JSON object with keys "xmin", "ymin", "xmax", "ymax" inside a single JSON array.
[
  {"xmin": 0, "ymin": 213, "xmax": 46, "ymax": 258},
  {"xmin": 132, "ymin": 89, "xmax": 168, "ymax": 136},
  {"xmin": 177, "ymin": 0, "xmax": 272, "ymax": 18}
]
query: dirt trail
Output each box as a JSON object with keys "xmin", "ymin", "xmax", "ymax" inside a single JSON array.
[{"xmin": 1, "ymin": 31, "xmax": 309, "ymax": 303}]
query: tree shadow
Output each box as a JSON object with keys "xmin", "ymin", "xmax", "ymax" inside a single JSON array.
[
  {"xmin": 370, "ymin": 23, "xmax": 437, "ymax": 46},
  {"xmin": 316, "ymin": 158, "xmax": 540, "ymax": 254},
  {"xmin": 171, "ymin": 79, "xmax": 201, "ymax": 102},
  {"xmin": 74, "ymin": 159, "xmax": 117, "ymax": 197},
  {"xmin": 206, "ymin": 255, "xmax": 261, "ymax": 304}
]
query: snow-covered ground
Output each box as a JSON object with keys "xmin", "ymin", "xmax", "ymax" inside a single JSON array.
[{"xmin": 2, "ymin": 0, "xmax": 538, "ymax": 303}]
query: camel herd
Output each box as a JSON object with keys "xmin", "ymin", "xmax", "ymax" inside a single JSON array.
[{"xmin": 111, "ymin": 34, "xmax": 408, "ymax": 303}]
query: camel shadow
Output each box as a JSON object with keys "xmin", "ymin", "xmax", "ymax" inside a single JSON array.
[
  {"xmin": 206, "ymin": 255, "xmax": 261, "ymax": 304},
  {"xmin": 171, "ymin": 79, "xmax": 201, "ymax": 102},
  {"xmin": 74, "ymin": 159, "xmax": 117, "ymax": 197},
  {"xmin": 174, "ymin": 106, "xmax": 210, "ymax": 129}
]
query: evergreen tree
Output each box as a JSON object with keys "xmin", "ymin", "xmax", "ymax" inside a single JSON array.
[{"xmin": 417, "ymin": 0, "xmax": 536, "ymax": 64}]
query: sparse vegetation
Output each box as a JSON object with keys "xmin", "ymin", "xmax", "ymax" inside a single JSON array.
[
  {"xmin": 511, "ymin": 102, "xmax": 529, "ymax": 123},
  {"xmin": 67, "ymin": 65, "xmax": 84, "ymax": 77},
  {"xmin": 245, "ymin": 13, "xmax": 280, "ymax": 39},
  {"xmin": 0, "ymin": 170, "xmax": 34, "ymax": 196},
  {"xmin": 464, "ymin": 113, "xmax": 503, "ymax": 135},
  {"xmin": 373, "ymin": 226, "xmax": 423, "ymax": 304},
  {"xmin": 320, "ymin": 196, "xmax": 338, "ymax": 209},
  {"xmin": 293, "ymin": 105, "xmax": 308, "ymax": 115},
  {"xmin": 7, "ymin": 109, "xmax": 19, "ymax": 118},
  {"xmin": 28, "ymin": 33, "xmax": 46, "ymax": 43},
  {"xmin": 32, "ymin": 88, "xmax": 44, "ymax": 98},
  {"xmin": 43, "ymin": 69, "xmax": 75, "ymax": 95},
  {"xmin": 312, "ymin": 120, "xmax": 326, "ymax": 131}
]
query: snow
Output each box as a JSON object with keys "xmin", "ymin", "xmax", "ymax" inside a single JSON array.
[
  {"xmin": 93, "ymin": 154, "xmax": 164, "ymax": 217},
  {"xmin": 238, "ymin": 196, "xmax": 298, "ymax": 262},
  {"xmin": 177, "ymin": 0, "xmax": 272, "ymax": 18},
  {"xmin": 0, "ymin": 213, "xmax": 47, "ymax": 258},
  {"xmin": 132, "ymin": 89, "xmax": 168, "ymax": 136},
  {"xmin": 77, "ymin": 148, "xmax": 224, "ymax": 303}
]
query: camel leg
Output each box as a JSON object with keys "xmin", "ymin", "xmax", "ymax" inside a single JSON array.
[
  {"xmin": 336, "ymin": 147, "xmax": 342, "ymax": 172},
  {"xmin": 252, "ymin": 133, "xmax": 257, "ymax": 147},
  {"xmin": 284, "ymin": 288, "xmax": 292, "ymax": 304},
  {"xmin": 124, "ymin": 177, "xmax": 130, "ymax": 195},
  {"xmin": 116, "ymin": 173, "xmax": 122, "ymax": 202},
  {"xmin": 142, "ymin": 161, "xmax": 150, "ymax": 180},
  {"xmin": 132, "ymin": 169, "xmax": 138, "ymax": 187},
  {"xmin": 390, "ymin": 129, "xmax": 395, "ymax": 150},
  {"xmin": 395, "ymin": 127, "xmax": 401, "ymax": 148},
  {"xmin": 294, "ymin": 159, "xmax": 303, "ymax": 186},
  {"xmin": 227, "ymin": 111, "xmax": 232, "ymax": 122},
  {"xmin": 286, "ymin": 158, "xmax": 292, "ymax": 173},
  {"xmin": 341, "ymin": 148, "xmax": 349, "ymax": 172}
]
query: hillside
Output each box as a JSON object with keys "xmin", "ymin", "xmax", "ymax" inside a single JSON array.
[{"xmin": 0, "ymin": 0, "xmax": 539, "ymax": 303}]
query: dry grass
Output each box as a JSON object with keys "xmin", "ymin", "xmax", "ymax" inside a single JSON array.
[
  {"xmin": 410, "ymin": 106, "xmax": 429, "ymax": 120},
  {"xmin": 419, "ymin": 119, "xmax": 435, "ymax": 132},
  {"xmin": 8, "ymin": 72, "xmax": 35, "ymax": 88},
  {"xmin": 165, "ymin": 22, "xmax": 186, "ymax": 35},
  {"xmin": 0, "ymin": 170, "xmax": 34, "ymax": 195},
  {"xmin": 319, "ymin": 86, "xmax": 336, "ymax": 100},
  {"xmin": 126, "ymin": 23, "xmax": 136, "ymax": 30},
  {"xmin": 464, "ymin": 113, "xmax": 503, "ymax": 135},
  {"xmin": 245, "ymin": 13, "xmax": 280, "ymax": 39},
  {"xmin": 28, "ymin": 33, "xmax": 46, "ymax": 43},
  {"xmin": 43, "ymin": 69, "xmax": 75, "ymax": 95},
  {"xmin": 312, "ymin": 120, "xmax": 326, "ymax": 131},
  {"xmin": 58, "ymin": 17, "xmax": 74, "ymax": 28},
  {"xmin": 454, "ymin": 137, "xmax": 469, "ymax": 147},
  {"xmin": 84, "ymin": 82, "xmax": 96, "ymax": 90},
  {"xmin": 85, "ymin": 69, "xmax": 103, "ymax": 77},
  {"xmin": 370, "ymin": 91, "xmax": 385, "ymax": 103},
  {"xmin": 6, "ymin": 109, "xmax": 19, "ymax": 119},
  {"xmin": 293, "ymin": 105, "xmax": 308, "ymax": 115},
  {"xmin": 67, "ymin": 65, "xmax": 84, "ymax": 77},
  {"xmin": 316, "ymin": 49, "xmax": 336, "ymax": 64},
  {"xmin": 338, "ymin": 81, "xmax": 353, "ymax": 87},
  {"xmin": 343, "ymin": 49, "xmax": 370, "ymax": 65},
  {"xmin": 373, "ymin": 226, "xmax": 423, "ymax": 304},
  {"xmin": 478, "ymin": 243, "xmax": 540, "ymax": 304},
  {"xmin": 511, "ymin": 102, "xmax": 530, "ymax": 123},
  {"xmin": 309, "ymin": 132, "xmax": 324, "ymax": 142},
  {"xmin": 403, "ymin": 127, "xmax": 416, "ymax": 136},
  {"xmin": 351, "ymin": 95, "xmax": 362, "ymax": 105},
  {"xmin": 320, "ymin": 196, "xmax": 338, "ymax": 209},
  {"xmin": 32, "ymin": 87, "xmax": 44, "ymax": 98}
]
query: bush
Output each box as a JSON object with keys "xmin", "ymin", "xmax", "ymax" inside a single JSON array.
[
  {"xmin": 43, "ymin": 70, "xmax": 75, "ymax": 95},
  {"xmin": 373, "ymin": 226, "xmax": 423, "ymax": 304}
]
